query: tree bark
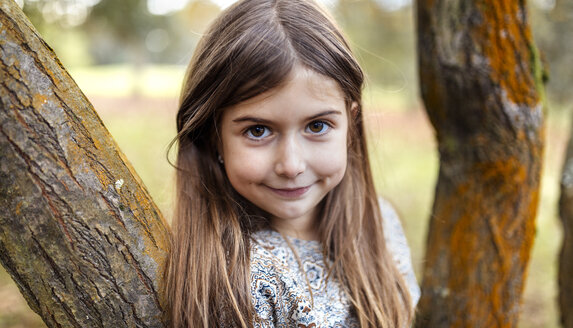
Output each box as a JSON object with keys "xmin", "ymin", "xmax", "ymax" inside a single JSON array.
[
  {"xmin": 414, "ymin": 0, "xmax": 545, "ymax": 327},
  {"xmin": 0, "ymin": 1, "xmax": 171, "ymax": 327},
  {"xmin": 559, "ymin": 118, "xmax": 573, "ymax": 328}
]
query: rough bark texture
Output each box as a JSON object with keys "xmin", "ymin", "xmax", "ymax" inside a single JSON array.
[
  {"xmin": 414, "ymin": 0, "xmax": 545, "ymax": 327},
  {"xmin": 559, "ymin": 118, "xmax": 573, "ymax": 328},
  {"xmin": 0, "ymin": 1, "xmax": 171, "ymax": 327}
]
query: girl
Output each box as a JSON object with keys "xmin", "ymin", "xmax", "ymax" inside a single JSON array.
[{"xmin": 165, "ymin": 0, "xmax": 420, "ymax": 327}]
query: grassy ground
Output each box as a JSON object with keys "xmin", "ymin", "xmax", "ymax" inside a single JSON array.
[{"xmin": 0, "ymin": 65, "xmax": 567, "ymax": 327}]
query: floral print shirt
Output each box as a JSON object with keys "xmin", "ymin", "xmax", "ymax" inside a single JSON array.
[{"xmin": 249, "ymin": 198, "xmax": 420, "ymax": 327}]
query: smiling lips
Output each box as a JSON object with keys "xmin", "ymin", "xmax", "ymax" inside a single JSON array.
[{"xmin": 266, "ymin": 185, "xmax": 312, "ymax": 198}]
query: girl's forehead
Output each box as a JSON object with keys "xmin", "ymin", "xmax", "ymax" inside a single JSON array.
[
  {"xmin": 290, "ymin": 67, "xmax": 343, "ymax": 98},
  {"xmin": 238, "ymin": 66, "xmax": 345, "ymax": 108},
  {"xmin": 221, "ymin": 75, "xmax": 347, "ymax": 126}
]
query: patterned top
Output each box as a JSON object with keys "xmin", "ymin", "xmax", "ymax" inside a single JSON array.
[{"xmin": 249, "ymin": 198, "xmax": 420, "ymax": 327}]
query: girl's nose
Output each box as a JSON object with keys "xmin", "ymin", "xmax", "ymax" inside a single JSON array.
[{"xmin": 274, "ymin": 136, "xmax": 305, "ymax": 178}]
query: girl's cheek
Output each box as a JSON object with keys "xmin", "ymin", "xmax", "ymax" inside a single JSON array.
[
  {"xmin": 311, "ymin": 141, "xmax": 348, "ymax": 177},
  {"xmin": 225, "ymin": 148, "xmax": 270, "ymax": 182}
]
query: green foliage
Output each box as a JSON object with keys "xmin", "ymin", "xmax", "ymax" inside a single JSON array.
[
  {"xmin": 336, "ymin": 0, "xmax": 418, "ymax": 109},
  {"xmin": 529, "ymin": 0, "xmax": 573, "ymax": 109},
  {"xmin": 69, "ymin": 65, "xmax": 185, "ymax": 97},
  {"xmin": 20, "ymin": 0, "xmax": 571, "ymax": 110}
]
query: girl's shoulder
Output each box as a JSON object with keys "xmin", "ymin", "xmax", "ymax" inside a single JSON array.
[
  {"xmin": 378, "ymin": 197, "xmax": 421, "ymax": 308},
  {"xmin": 379, "ymin": 197, "xmax": 408, "ymax": 251}
]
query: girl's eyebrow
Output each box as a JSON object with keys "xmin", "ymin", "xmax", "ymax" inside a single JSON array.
[
  {"xmin": 307, "ymin": 110, "xmax": 342, "ymax": 120},
  {"xmin": 232, "ymin": 116, "xmax": 272, "ymax": 124},
  {"xmin": 232, "ymin": 110, "xmax": 342, "ymax": 124}
]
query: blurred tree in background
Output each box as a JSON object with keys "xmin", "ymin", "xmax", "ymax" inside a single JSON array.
[
  {"xmin": 84, "ymin": 0, "xmax": 169, "ymax": 64},
  {"xmin": 530, "ymin": 0, "xmax": 573, "ymax": 109},
  {"xmin": 13, "ymin": 0, "xmax": 569, "ymax": 109},
  {"xmin": 17, "ymin": 0, "xmax": 219, "ymax": 66},
  {"xmin": 336, "ymin": 0, "xmax": 417, "ymax": 108},
  {"xmin": 15, "ymin": 0, "xmax": 570, "ymax": 108}
]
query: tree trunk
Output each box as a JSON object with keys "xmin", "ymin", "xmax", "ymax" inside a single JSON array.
[
  {"xmin": 559, "ymin": 117, "xmax": 573, "ymax": 328},
  {"xmin": 0, "ymin": 1, "xmax": 171, "ymax": 327},
  {"xmin": 414, "ymin": 0, "xmax": 545, "ymax": 327}
]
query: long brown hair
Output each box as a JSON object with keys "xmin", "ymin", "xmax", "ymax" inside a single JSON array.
[{"xmin": 165, "ymin": 0, "xmax": 413, "ymax": 327}]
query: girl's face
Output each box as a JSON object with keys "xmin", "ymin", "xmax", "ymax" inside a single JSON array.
[{"xmin": 220, "ymin": 66, "xmax": 349, "ymax": 239}]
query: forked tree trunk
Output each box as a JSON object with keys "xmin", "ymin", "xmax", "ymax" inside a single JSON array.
[
  {"xmin": 559, "ymin": 118, "xmax": 573, "ymax": 328},
  {"xmin": 414, "ymin": 0, "xmax": 545, "ymax": 327},
  {"xmin": 0, "ymin": 1, "xmax": 170, "ymax": 327}
]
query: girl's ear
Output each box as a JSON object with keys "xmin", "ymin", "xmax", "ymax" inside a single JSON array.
[
  {"xmin": 350, "ymin": 101, "xmax": 359, "ymax": 119},
  {"xmin": 215, "ymin": 129, "xmax": 224, "ymax": 163},
  {"xmin": 216, "ymin": 146, "xmax": 224, "ymax": 164}
]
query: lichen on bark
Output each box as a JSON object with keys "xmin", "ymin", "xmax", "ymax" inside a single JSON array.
[{"xmin": 415, "ymin": 0, "xmax": 545, "ymax": 327}]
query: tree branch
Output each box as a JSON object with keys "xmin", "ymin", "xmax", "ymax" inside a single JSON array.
[{"xmin": 0, "ymin": 1, "xmax": 171, "ymax": 327}]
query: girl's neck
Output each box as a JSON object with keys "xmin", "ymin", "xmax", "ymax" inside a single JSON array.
[{"xmin": 270, "ymin": 211, "xmax": 319, "ymax": 241}]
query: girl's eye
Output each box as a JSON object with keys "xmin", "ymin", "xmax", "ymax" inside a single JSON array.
[
  {"xmin": 306, "ymin": 121, "xmax": 330, "ymax": 134},
  {"xmin": 245, "ymin": 125, "xmax": 270, "ymax": 139}
]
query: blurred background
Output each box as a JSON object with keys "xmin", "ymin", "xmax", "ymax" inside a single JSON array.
[{"xmin": 0, "ymin": 0, "xmax": 571, "ymax": 327}]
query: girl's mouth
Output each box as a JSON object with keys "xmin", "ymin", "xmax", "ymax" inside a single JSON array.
[{"xmin": 266, "ymin": 185, "xmax": 311, "ymax": 198}]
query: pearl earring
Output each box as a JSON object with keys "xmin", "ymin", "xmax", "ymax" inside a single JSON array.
[{"xmin": 218, "ymin": 154, "xmax": 224, "ymax": 164}]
